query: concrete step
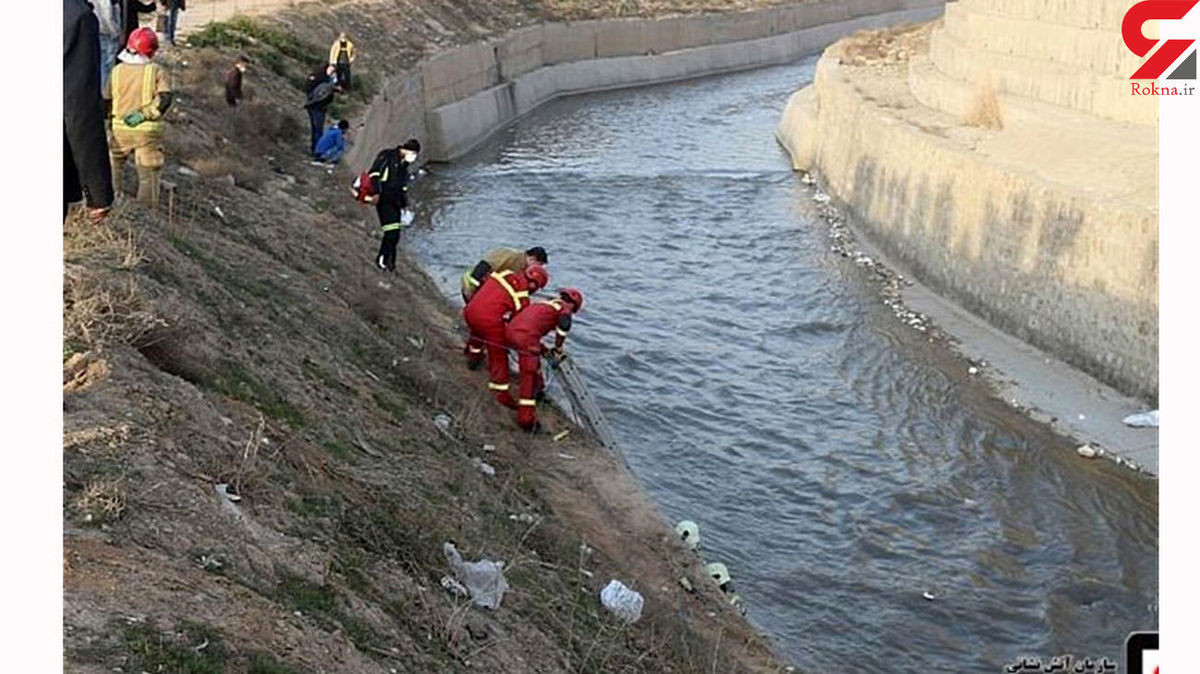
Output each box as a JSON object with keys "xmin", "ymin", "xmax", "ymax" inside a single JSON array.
[
  {"xmin": 907, "ymin": 52, "xmax": 1157, "ymax": 215},
  {"xmin": 928, "ymin": 28, "xmax": 1155, "ymax": 125},
  {"xmin": 941, "ymin": 2, "xmax": 1140, "ymax": 79},
  {"xmin": 957, "ymin": 0, "xmax": 1133, "ymax": 31}
]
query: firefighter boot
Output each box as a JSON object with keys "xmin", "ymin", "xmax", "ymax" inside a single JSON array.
[{"xmin": 136, "ymin": 166, "xmax": 162, "ymax": 208}]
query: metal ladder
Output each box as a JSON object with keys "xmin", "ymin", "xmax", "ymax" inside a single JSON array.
[{"xmin": 546, "ymin": 355, "xmax": 627, "ymax": 467}]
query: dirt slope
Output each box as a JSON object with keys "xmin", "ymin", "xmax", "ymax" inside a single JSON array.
[{"xmin": 64, "ymin": 1, "xmax": 794, "ymax": 672}]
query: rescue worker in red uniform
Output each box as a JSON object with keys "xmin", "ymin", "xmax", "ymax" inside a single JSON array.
[
  {"xmin": 463, "ymin": 264, "xmax": 549, "ymax": 407},
  {"xmin": 505, "ymin": 288, "xmax": 584, "ymax": 431}
]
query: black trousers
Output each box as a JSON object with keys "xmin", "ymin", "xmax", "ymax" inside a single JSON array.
[
  {"xmin": 376, "ymin": 201, "xmax": 403, "ymax": 271},
  {"xmin": 336, "ymin": 62, "xmax": 351, "ymax": 88},
  {"xmin": 377, "ymin": 229, "xmax": 400, "ymax": 271}
]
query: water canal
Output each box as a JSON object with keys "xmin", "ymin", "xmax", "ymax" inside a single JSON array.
[{"xmin": 407, "ymin": 57, "xmax": 1158, "ymax": 672}]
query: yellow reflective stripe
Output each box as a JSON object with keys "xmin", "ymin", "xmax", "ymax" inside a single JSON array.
[
  {"xmin": 518, "ymin": 399, "xmax": 537, "ymax": 406},
  {"xmin": 381, "ymin": 167, "xmax": 389, "ymax": 182},
  {"xmin": 110, "ymin": 66, "xmax": 121, "ymax": 108},
  {"xmin": 467, "ymin": 346, "xmax": 483, "ymax": 354},
  {"xmin": 110, "ymin": 65, "xmax": 163, "ymax": 132},
  {"xmin": 487, "ymin": 382, "xmax": 509, "ymax": 391},
  {"xmin": 538, "ymin": 299, "xmax": 564, "ymax": 309},
  {"xmin": 489, "ymin": 271, "xmax": 528, "ymax": 307},
  {"xmin": 555, "ymin": 328, "xmax": 569, "ymax": 337},
  {"xmin": 142, "ymin": 65, "xmax": 154, "ymax": 108},
  {"xmin": 381, "ymin": 222, "xmax": 403, "ymax": 232}
]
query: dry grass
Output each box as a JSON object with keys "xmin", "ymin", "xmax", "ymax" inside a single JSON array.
[
  {"xmin": 64, "ymin": 425, "xmax": 132, "ymax": 453},
  {"xmin": 188, "ymin": 153, "xmax": 267, "ymax": 192},
  {"xmin": 63, "ymin": 213, "xmax": 145, "ymax": 270},
  {"xmin": 964, "ymin": 82, "xmax": 1004, "ymax": 130},
  {"xmin": 64, "ymin": 266, "xmax": 165, "ymax": 350},
  {"xmin": 836, "ymin": 24, "xmax": 925, "ymax": 67},
  {"xmin": 63, "ymin": 212, "xmax": 164, "ymax": 350},
  {"xmin": 73, "ymin": 478, "xmax": 128, "ymax": 524}
]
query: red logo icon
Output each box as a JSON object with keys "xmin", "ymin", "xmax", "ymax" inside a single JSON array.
[{"xmin": 1123, "ymin": 0, "xmax": 1198, "ymax": 79}]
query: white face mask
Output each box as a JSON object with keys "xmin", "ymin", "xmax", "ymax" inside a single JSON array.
[{"xmin": 402, "ymin": 151, "xmax": 418, "ymax": 164}]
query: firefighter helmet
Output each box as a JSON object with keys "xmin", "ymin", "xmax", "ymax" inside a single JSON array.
[
  {"xmin": 559, "ymin": 288, "xmax": 584, "ymax": 312},
  {"xmin": 127, "ymin": 27, "xmax": 159, "ymax": 57},
  {"xmin": 524, "ymin": 264, "xmax": 548, "ymax": 291}
]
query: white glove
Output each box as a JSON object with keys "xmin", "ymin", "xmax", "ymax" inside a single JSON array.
[{"xmin": 400, "ymin": 209, "xmax": 414, "ymax": 226}]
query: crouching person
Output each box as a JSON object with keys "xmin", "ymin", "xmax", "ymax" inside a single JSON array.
[{"xmin": 504, "ymin": 288, "xmax": 584, "ymax": 431}]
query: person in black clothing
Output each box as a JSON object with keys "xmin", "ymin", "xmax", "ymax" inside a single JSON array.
[
  {"xmin": 366, "ymin": 139, "xmax": 421, "ymax": 272},
  {"xmin": 121, "ymin": 0, "xmax": 156, "ymax": 44},
  {"xmin": 64, "ymin": 0, "xmax": 114, "ymax": 221},
  {"xmin": 225, "ymin": 55, "xmax": 249, "ymax": 106},
  {"xmin": 304, "ymin": 65, "xmax": 336, "ymax": 153}
]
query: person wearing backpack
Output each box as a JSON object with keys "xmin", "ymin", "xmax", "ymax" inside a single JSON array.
[
  {"xmin": 303, "ymin": 65, "xmax": 336, "ymax": 154},
  {"xmin": 328, "ymin": 32, "xmax": 355, "ymax": 90}
]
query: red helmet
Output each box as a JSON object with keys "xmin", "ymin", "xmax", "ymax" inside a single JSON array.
[
  {"xmin": 127, "ymin": 27, "xmax": 159, "ymax": 57},
  {"xmin": 524, "ymin": 264, "xmax": 548, "ymax": 292},
  {"xmin": 559, "ymin": 288, "xmax": 584, "ymax": 312}
]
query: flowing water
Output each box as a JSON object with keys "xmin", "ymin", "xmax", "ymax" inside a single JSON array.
[{"xmin": 406, "ymin": 58, "xmax": 1158, "ymax": 672}]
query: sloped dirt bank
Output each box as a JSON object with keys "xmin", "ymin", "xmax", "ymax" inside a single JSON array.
[{"xmin": 64, "ymin": 2, "xmax": 807, "ymax": 671}]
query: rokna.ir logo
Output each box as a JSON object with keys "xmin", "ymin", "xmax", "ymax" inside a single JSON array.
[{"xmin": 1123, "ymin": 0, "xmax": 1197, "ymax": 80}]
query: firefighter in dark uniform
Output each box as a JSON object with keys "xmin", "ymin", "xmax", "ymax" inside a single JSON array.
[{"xmin": 366, "ymin": 138, "xmax": 420, "ymax": 272}]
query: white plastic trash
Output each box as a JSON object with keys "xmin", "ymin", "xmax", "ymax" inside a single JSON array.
[
  {"xmin": 674, "ymin": 520, "xmax": 701, "ymax": 550},
  {"xmin": 1122, "ymin": 410, "xmax": 1159, "ymax": 428},
  {"xmin": 599, "ymin": 580, "xmax": 644, "ymax": 624},
  {"xmin": 443, "ymin": 542, "xmax": 509, "ymax": 610}
]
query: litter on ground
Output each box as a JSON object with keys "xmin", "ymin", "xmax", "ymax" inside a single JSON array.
[
  {"xmin": 443, "ymin": 542, "xmax": 509, "ymax": 610},
  {"xmin": 599, "ymin": 580, "xmax": 644, "ymax": 624}
]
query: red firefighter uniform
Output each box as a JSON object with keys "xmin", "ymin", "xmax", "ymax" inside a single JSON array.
[
  {"xmin": 462, "ymin": 266, "xmax": 548, "ymax": 406},
  {"xmin": 504, "ymin": 289, "xmax": 582, "ymax": 429}
]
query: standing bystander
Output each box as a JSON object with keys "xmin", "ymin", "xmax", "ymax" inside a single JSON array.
[
  {"xmin": 304, "ymin": 65, "xmax": 337, "ymax": 154},
  {"xmin": 225, "ymin": 55, "xmax": 249, "ymax": 106},
  {"xmin": 328, "ymin": 32, "xmax": 356, "ymax": 90},
  {"xmin": 65, "ymin": 0, "xmax": 115, "ymax": 221},
  {"xmin": 159, "ymin": 0, "xmax": 185, "ymax": 46}
]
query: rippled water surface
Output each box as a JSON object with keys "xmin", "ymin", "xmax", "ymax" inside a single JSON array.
[{"xmin": 406, "ymin": 58, "xmax": 1158, "ymax": 672}]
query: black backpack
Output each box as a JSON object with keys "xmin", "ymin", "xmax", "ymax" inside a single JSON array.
[{"xmin": 306, "ymin": 80, "xmax": 335, "ymax": 107}]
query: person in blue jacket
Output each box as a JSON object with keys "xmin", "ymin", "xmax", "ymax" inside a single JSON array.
[{"xmin": 313, "ymin": 119, "xmax": 349, "ymax": 163}]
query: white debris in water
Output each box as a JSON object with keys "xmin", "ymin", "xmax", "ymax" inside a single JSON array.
[
  {"xmin": 812, "ymin": 192, "xmax": 831, "ymax": 204},
  {"xmin": 922, "ymin": 591, "xmax": 936, "ymax": 601},
  {"xmin": 1076, "ymin": 445, "xmax": 1098, "ymax": 459},
  {"xmin": 1123, "ymin": 410, "xmax": 1158, "ymax": 427}
]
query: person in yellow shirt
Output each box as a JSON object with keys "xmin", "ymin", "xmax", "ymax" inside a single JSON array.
[
  {"xmin": 461, "ymin": 247, "xmax": 548, "ymax": 303},
  {"xmin": 104, "ymin": 27, "xmax": 172, "ymax": 207},
  {"xmin": 329, "ymin": 32, "xmax": 356, "ymax": 90}
]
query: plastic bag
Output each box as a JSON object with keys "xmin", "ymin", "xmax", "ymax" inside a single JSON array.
[
  {"xmin": 443, "ymin": 542, "xmax": 509, "ymax": 610},
  {"xmin": 599, "ymin": 580, "xmax": 643, "ymax": 624},
  {"xmin": 1122, "ymin": 410, "xmax": 1158, "ymax": 428}
]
